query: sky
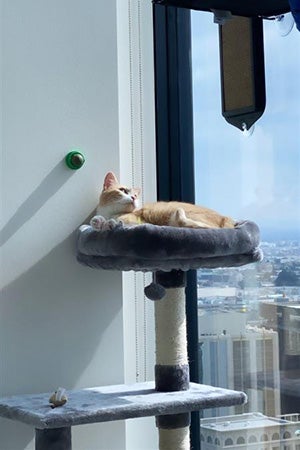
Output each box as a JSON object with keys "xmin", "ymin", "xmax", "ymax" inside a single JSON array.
[{"xmin": 191, "ymin": 12, "xmax": 300, "ymax": 239}]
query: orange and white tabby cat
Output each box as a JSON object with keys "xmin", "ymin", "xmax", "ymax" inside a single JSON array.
[{"xmin": 91, "ymin": 172, "xmax": 235, "ymax": 230}]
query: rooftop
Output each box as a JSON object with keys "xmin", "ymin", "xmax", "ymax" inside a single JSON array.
[{"xmin": 201, "ymin": 412, "xmax": 300, "ymax": 432}]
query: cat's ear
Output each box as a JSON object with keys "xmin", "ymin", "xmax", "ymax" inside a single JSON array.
[{"xmin": 103, "ymin": 172, "xmax": 119, "ymax": 190}]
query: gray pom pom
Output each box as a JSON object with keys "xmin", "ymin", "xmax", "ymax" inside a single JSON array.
[{"xmin": 144, "ymin": 282, "xmax": 166, "ymax": 301}]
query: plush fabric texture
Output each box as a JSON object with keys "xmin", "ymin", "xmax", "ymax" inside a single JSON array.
[
  {"xmin": 76, "ymin": 220, "xmax": 262, "ymax": 272},
  {"xmin": 0, "ymin": 382, "xmax": 246, "ymax": 429}
]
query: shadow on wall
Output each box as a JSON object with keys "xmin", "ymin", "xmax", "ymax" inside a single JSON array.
[
  {"xmin": 0, "ymin": 159, "xmax": 73, "ymax": 246},
  {"xmin": 0, "ymin": 232, "xmax": 123, "ymax": 450}
]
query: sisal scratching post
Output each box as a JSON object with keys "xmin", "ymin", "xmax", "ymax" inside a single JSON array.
[
  {"xmin": 154, "ymin": 270, "xmax": 190, "ymax": 450},
  {"xmin": 159, "ymin": 428, "xmax": 190, "ymax": 450}
]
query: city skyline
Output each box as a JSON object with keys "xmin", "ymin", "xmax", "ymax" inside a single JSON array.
[{"xmin": 196, "ymin": 237, "xmax": 300, "ymax": 421}]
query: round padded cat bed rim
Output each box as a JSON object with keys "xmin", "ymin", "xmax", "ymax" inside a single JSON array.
[{"xmin": 76, "ymin": 220, "xmax": 263, "ymax": 272}]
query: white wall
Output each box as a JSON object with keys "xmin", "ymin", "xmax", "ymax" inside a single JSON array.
[{"xmin": 0, "ymin": 1, "xmax": 154, "ymax": 449}]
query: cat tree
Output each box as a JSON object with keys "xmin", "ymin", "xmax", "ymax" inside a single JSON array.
[{"xmin": 0, "ymin": 220, "xmax": 262, "ymax": 450}]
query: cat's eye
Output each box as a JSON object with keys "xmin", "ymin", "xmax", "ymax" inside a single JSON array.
[{"xmin": 119, "ymin": 187, "xmax": 130, "ymax": 195}]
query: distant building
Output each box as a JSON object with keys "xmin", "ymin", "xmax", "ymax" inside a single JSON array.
[
  {"xmin": 200, "ymin": 412, "xmax": 300, "ymax": 450},
  {"xmin": 198, "ymin": 309, "xmax": 247, "ymax": 336},
  {"xmin": 260, "ymin": 302, "xmax": 300, "ymax": 414},
  {"xmin": 197, "ymin": 287, "xmax": 238, "ymax": 299},
  {"xmin": 199, "ymin": 323, "xmax": 280, "ymax": 418}
]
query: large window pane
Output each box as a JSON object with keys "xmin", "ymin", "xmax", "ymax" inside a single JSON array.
[{"xmin": 192, "ymin": 11, "xmax": 300, "ymax": 449}]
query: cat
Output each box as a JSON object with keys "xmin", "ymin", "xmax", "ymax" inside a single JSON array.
[{"xmin": 90, "ymin": 171, "xmax": 236, "ymax": 231}]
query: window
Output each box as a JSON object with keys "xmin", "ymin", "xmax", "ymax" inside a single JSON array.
[
  {"xmin": 272, "ymin": 433, "xmax": 280, "ymax": 441},
  {"xmin": 154, "ymin": 5, "xmax": 300, "ymax": 449},
  {"xmin": 192, "ymin": 7, "xmax": 300, "ymax": 447},
  {"xmin": 225, "ymin": 438, "xmax": 234, "ymax": 446},
  {"xmin": 261, "ymin": 433, "xmax": 269, "ymax": 442},
  {"xmin": 237, "ymin": 436, "xmax": 245, "ymax": 444}
]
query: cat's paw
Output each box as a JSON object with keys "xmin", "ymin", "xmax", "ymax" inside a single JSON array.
[
  {"xmin": 90, "ymin": 215, "xmax": 106, "ymax": 231},
  {"xmin": 169, "ymin": 208, "xmax": 186, "ymax": 227},
  {"xmin": 90, "ymin": 215, "xmax": 123, "ymax": 231},
  {"xmin": 105, "ymin": 218, "xmax": 121, "ymax": 231}
]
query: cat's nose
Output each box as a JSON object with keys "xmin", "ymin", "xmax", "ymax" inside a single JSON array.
[{"xmin": 131, "ymin": 195, "xmax": 136, "ymax": 201}]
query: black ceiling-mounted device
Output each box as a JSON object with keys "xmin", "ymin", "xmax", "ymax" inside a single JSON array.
[{"xmin": 153, "ymin": 0, "xmax": 290, "ymax": 131}]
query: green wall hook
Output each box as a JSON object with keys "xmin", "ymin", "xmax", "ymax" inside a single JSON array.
[{"xmin": 65, "ymin": 150, "xmax": 85, "ymax": 170}]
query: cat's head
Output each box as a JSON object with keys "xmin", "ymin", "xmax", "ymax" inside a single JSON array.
[{"xmin": 98, "ymin": 172, "xmax": 140, "ymax": 216}]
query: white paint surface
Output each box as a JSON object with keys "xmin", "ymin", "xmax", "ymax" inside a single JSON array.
[{"xmin": 1, "ymin": 1, "xmax": 125, "ymax": 449}]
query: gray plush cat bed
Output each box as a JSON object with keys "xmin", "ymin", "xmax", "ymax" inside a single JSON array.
[{"xmin": 77, "ymin": 220, "xmax": 262, "ymax": 272}]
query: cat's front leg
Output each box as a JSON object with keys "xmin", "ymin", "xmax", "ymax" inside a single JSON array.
[{"xmin": 169, "ymin": 208, "xmax": 210, "ymax": 228}]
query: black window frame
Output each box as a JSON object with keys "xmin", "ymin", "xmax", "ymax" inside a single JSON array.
[{"xmin": 153, "ymin": 4, "xmax": 200, "ymax": 448}]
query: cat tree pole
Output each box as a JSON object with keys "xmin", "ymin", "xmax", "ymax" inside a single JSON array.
[{"xmin": 151, "ymin": 270, "xmax": 190, "ymax": 450}]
